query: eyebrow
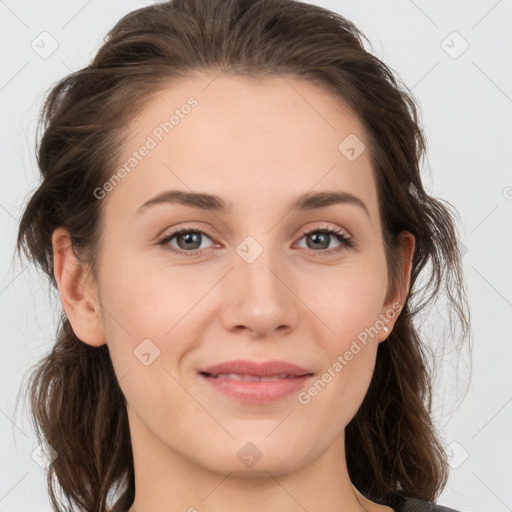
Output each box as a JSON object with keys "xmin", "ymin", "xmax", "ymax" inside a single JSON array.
[{"xmin": 135, "ymin": 189, "xmax": 370, "ymax": 218}]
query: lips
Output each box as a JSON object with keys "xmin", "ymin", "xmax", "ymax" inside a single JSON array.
[
  {"xmin": 205, "ymin": 373, "xmax": 295, "ymax": 381},
  {"xmin": 197, "ymin": 359, "xmax": 314, "ymax": 403},
  {"xmin": 198, "ymin": 359, "xmax": 313, "ymax": 378}
]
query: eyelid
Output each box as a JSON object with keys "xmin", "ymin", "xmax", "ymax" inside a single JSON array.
[{"xmin": 298, "ymin": 222, "xmax": 352, "ymax": 240}]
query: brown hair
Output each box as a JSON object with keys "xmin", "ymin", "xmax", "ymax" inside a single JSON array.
[{"xmin": 16, "ymin": 0, "xmax": 471, "ymax": 510}]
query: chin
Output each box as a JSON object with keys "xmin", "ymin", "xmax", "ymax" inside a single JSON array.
[{"xmin": 195, "ymin": 445, "xmax": 310, "ymax": 478}]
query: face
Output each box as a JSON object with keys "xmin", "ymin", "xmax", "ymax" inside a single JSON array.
[{"xmin": 85, "ymin": 74, "xmax": 409, "ymax": 476}]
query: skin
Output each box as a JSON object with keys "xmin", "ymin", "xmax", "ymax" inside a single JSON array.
[{"xmin": 52, "ymin": 73, "xmax": 415, "ymax": 512}]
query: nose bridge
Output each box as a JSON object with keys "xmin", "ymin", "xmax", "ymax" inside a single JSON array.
[
  {"xmin": 236, "ymin": 233, "xmax": 287, "ymax": 300},
  {"xmin": 224, "ymin": 232, "xmax": 298, "ymax": 335}
]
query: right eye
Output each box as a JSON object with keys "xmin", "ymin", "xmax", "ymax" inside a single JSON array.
[{"xmin": 157, "ymin": 227, "xmax": 217, "ymax": 257}]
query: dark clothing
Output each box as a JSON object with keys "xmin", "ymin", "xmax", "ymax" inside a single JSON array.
[{"xmin": 372, "ymin": 494, "xmax": 464, "ymax": 511}]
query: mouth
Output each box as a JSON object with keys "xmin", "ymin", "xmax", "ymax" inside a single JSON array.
[
  {"xmin": 197, "ymin": 360, "xmax": 315, "ymax": 403},
  {"xmin": 199, "ymin": 372, "xmax": 309, "ymax": 381},
  {"xmin": 197, "ymin": 358, "xmax": 313, "ymax": 378}
]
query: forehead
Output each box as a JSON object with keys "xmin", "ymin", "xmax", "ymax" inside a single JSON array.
[
  {"xmin": 131, "ymin": 72, "xmax": 367, "ymax": 147},
  {"xmin": 105, "ymin": 73, "xmax": 378, "ymax": 222}
]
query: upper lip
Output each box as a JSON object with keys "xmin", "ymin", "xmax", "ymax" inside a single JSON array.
[{"xmin": 198, "ymin": 359, "xmax": 314, "ymax": 377}]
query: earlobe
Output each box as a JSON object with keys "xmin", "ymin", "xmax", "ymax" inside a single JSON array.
[
  {"xmin": 378, "ymin": 231, "xmax": 416, "ymax": 343},
  {"xmin": 52, "ymin": 227, "xmax": 106, "ymax": 347}
]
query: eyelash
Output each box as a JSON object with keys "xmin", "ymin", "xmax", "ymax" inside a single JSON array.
[{"xmin": 157, "ymin": 225, "xmax": 355, "ymax": 257}]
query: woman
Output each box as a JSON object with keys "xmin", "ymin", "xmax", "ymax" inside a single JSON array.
[{"xmin": 16, "ymin": 0, "xmax": 471, "ymax": 511}]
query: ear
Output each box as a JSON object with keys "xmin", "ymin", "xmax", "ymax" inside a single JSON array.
[
  {"xmin": 52, "ymin": 227, "xmax": 106, "ymax": 347},
  {"xmin": 377, "ymin": 231, "xmax": 415, "ymax": 343}
]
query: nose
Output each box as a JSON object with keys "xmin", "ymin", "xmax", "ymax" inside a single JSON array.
[{"xmin": 220, "ymin": 242, "xmax": 300, "ymax": 339}]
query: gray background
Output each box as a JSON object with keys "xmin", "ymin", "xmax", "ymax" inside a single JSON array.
[{"xmin": 1, "ymin": 1, "xmax": 511, "ymax": 511}]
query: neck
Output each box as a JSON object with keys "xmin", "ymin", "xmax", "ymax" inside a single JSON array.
[{"xmin": 126, "ymin": 411, "xmax": 374, "ymax": 512}]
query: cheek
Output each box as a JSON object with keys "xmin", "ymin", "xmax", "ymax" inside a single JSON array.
[
  {"xmin": 97, "ymin": 252, "xmax": 214, "ymax": 388},
  {"xmin": 96, "ymin": 261, "xmax": 194, "ymax": 422},
  {"xmin": 99, "ymin": 248, "xmax": 202, "ymax": 337},
  {"xmin": 311, "ymin": 261, "xmax": 388, "ymax": 336},
  {"xmin": 309, "ymin": 321, "xmax": 379, "ymax": 428},
  {"xmin": 295, "ymin": 262, "xmax": 387, "ymax": 419}
]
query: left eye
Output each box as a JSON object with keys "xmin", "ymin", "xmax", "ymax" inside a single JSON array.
[
  {"xmin": 157, "ymin": 225, "xmax": 354, "ymax": 257},
  {"xmin": 296, "ymin": 227, "xmax": 353, "ymax": 253}
]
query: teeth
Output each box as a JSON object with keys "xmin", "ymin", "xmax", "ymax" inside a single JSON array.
[{"xmin": 210, "ymin": 373, "xmax": 292, "ymax": 381}]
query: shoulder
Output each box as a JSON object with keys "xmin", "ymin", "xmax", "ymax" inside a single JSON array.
[{"xmin": 393, "ymin": 496, "xmax": 465, "ymax": 512}]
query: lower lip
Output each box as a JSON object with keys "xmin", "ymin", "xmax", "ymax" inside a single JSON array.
[{"xmin": 199, "ymin": 373, "xmax": 314, "ymax": 403}]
